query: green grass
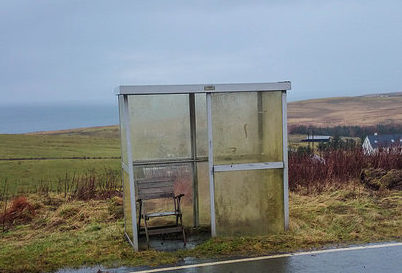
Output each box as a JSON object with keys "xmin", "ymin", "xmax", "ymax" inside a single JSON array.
[
  {"xmin": 0, "ymin": 159, "xmax": 121, "ymax": 194},
  {"xmin": 0, "ymin": 188, "xmax": 400, "ymax": 273},
  {"xmin": 0, "ymin": 127, "xmax": 121, "ymax": 194},
  {"xmin": 0, "ymin": 126, "xmax": 120, "ymax": 159},
  {"xmin": 0, "ymin": 126, "xmax": 400, "ymax": 272}
]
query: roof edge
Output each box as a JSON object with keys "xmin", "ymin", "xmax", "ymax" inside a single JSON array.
[{"xmin": 115, "ymin": 81, "xmax": 291, "ymax": 95}]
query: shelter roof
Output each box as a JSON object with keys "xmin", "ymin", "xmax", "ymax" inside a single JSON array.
[{"xmin": 116, "ymin": 82, "xmax": 291, "ymax": 95}]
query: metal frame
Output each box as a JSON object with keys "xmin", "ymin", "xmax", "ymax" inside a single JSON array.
[
  {"xmin": 189, "ymin": 94, "xmax": 200, "ymax": 227},
  {"xmin": 132, "ymin": 157, "xmax": 208, "ymax": 166},
  {"xmin": 118, "ymin": 96, "xmax": 127, "ymax": 238},
  {"xmin": 117, "ymin": 82, "xmax": 291, "ymax": 250},
  {"xmin": 122, "ymin": 95, "xmax": 139, "ymax": 251},
  {"xmin": 122, "ymin": 162, "xmax": 130, "ymax": 173},
  {"xmin": 116, "ymin": 82, "xmax": 291, "ymax": 95},
  {"xmin": 214, "ymin": 162, "xmax": 284, "ymax": 172},
  {"xmin": 206, "ymin": 93, "xmax": 216, "ymax": 236},
  {"xmin": 282, "ymin": 91, "xmax": 289, "ymax": 230},
  {"xmin": 206, "ymin": 89, "xmax": 290, "ymax": 237}
]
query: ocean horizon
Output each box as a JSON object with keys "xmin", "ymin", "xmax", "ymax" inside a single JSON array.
[{"xmin": 0, "ymin": 103, "xmax": 119, "ymax": 134}]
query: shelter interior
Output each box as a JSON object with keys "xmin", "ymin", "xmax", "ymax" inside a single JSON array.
[{"xmin": 117, "ymin": 82, "xmax": 291, "ymax": 251}]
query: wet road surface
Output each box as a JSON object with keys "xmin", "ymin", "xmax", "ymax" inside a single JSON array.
[{"xmin": 133, "ymin": 243, "xmax": 402, "ymax": 273}]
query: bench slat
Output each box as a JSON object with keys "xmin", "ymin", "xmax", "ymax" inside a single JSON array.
[
  {"xmin": 138, "ymin": 182, "xmax": 174, "ymax": 189},
  {"xmin": 139, "ymin": 226, "xmax": 183, "ymax": 236},
  {"xmin": 136, "ymin": 177, "xmax": 172, "ymax": 183},
  {"xmin": 139, "ymin": 187, "xmax": 174, "ymax": 195},
  {"xmin": 145, "ymin": 211, "xmax": 178, "ymax": 217},
  {"xmin": 136, "ymin": 177, "xmax": 176, "ymax": 200},
  {"xmin": 140, "ymin": 192, "xmax": 174, "ymax": 200}
]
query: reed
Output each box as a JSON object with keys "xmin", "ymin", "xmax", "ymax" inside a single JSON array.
[
  {"xmin": 289, "ymin": 148, "xmax": 402, "ymax": 193},
  {"xmin": 31, "ymin": 168, "xmax": 123, "ymax": 200}
]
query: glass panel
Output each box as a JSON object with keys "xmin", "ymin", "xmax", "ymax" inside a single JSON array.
[
  {"xmin": 122, "ymin": 170, "xmax": 133, "ymax": 240},
  {"xmin": 118, "ymin": 96, "xmax": 128, "ymax": 164},
  {"xmin": 195, "ymin": 93, "xmax": 208, "ymax": 158},
  {"xmin": 128, "ymin": 94, "xmax": 191, "ymax": 161},
  {"xmin": 134, "ymin": 163, "xmax": 194, "ymax": 227},
  {"xmin": 211, "ymin": 91, "xmax": 283, "ymax": 164},
  {"xmin": 214, "ymin": 169, "xmax": 284, "ymax": 236},
  {"xmin": 261, "ymin": 92, "xmax": 284, "ymax": 162},
  {"xmin": 197, "ymin": 162, "xmax": 210, "ymax": 225}
]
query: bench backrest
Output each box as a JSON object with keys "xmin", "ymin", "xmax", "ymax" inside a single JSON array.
[{"xmin": 136, "ymin": 177, "xmax": 175, "ymax": 200}]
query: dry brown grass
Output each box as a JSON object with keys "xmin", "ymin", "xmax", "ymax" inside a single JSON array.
[
  {"xmin": 288, "ymin": 93, "xmax": 402, "ymax": 127},
  {"xmin": 26, "ymin": 125, "xmax": 119, "ymax": 137},
  {"xmin": 0, "ymin": 186, "xmax": 400, "ymax": 273},
  {"xmin": 195, "ymin": 186, "xmax": 401, "ymax": 257},
  {"xmin": 0, "ymin": 196, "xmax": 36, "ymax": 231},
  {"xmin": 289, "ymin": 148, "xmax": 402, "ymax": 193}
]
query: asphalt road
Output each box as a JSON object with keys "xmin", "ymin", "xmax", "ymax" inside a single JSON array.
[{"xmin": 133, "ymin": 243, "xmax": 402, "ymax": 273}]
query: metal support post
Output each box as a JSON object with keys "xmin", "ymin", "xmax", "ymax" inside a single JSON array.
[
  {"xmin": 122, "ymin": 95, "xmax": 139, "ymax": 250},
  {"xmin": 189, "ymin": 94, "xmax": 199, "ymax": 227},
  {"xmin": 206, "ymin": 93, "xmax": 216, "ymax": 236},
  {"xmin": 282, "ymin": 91, "xmax": 289, "ymax": 230}
]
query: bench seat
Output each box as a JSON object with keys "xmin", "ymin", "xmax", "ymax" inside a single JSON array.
[{"xmin": 145, "ymin": 211, "xmax": 179, "ymax": 218}]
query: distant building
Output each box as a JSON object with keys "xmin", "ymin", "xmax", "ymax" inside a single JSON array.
[
  {"xmin": 362, "ymin": 133, "xmax": 402, "ymax": 154},
  {"xmin": 301, "ymin": 135, "xmax": 332, "ymax": 143}
]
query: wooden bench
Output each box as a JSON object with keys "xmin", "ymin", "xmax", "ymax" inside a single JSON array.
[{"xmin": 136, "ymin": 177, "xmax": 186, "ymax": 248}]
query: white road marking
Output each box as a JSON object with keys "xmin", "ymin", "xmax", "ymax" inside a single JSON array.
[{"xmin": 131, "ymin": 242, "xmax": 402, "ymax": 273}]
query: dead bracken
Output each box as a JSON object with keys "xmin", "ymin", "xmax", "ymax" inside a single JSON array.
[
  {"xmin": 360, "ymin": 168, "xmax": 402, "ymax": 190},
  {"xmin": 0, "ymin": 196, "xmax": 36, "ymax": 230}
]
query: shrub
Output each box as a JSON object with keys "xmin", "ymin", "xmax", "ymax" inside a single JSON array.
[
  {"xmin": 0, "ymin": 196, "xmax": 35, "ymax": 230},
  {"xmin": 289, "ymin": 148, "xmax": 402, "ymax": 193}
]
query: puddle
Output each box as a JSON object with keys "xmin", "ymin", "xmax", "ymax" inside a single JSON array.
[{"xmin": 138, "ymin": 231, "xmax": 210, "ymax": 252}]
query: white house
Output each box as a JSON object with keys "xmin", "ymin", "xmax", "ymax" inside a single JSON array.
[{"xmin": 362, "ymin": 133, "xmax": 402, "ymax": 154}]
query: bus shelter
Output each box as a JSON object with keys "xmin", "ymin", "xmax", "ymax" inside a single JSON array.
[{"xmin": 117, "ymin": 82, "xmax": 291, "ymax": 251}]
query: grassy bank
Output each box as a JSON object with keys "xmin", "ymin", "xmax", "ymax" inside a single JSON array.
[
  {"xmin": 0, "ymin": 128, "xmax": 120, "ymax": 159},
  {"xmin": 0, "ymin": 127, "xmax": 401, "ymax": 272},
  {"xmin": 0, "ymin": 127, "xmax": 121, "ymax": 194},
  {"xmin": 0, "ymin": 159, "xmax": 121, "ymax": 194},
  {"xmin": 0, "ymin": 186, "xmax": 400, "ymax": 273}
]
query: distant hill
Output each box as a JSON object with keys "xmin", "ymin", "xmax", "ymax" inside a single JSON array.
[
  {"xmin": 25, "ymin": 92, "xmax": 402, "ymax": 136},
  {"xmin": 28, "ymin": 125, "xmax": 120, "ymax": 138},
  {"xmin": 288, "ymin": 92, "xmax": 402, "ymax": 127}
]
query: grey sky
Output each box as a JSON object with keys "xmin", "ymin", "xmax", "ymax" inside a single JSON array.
[{"xmin": 1, "ymin": 0, "xmax": 401, "ymax": 105}]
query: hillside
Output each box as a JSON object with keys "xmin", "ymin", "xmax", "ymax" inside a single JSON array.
[
  {"xmin": 27, "ymin": 125, "xmax": 120, "ymax": 138},
  {"xmin": 288, "ymin": 92, "xmax": 402, "ymax": 127},
  {"xmin": 0, "ymin": 126, "xmax": 121, "ymax": 194},
  {"xmin": 20, "ymin": 92, "xmax": 402, "ymax": 136}
]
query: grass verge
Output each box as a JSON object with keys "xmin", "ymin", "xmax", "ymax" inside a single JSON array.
[
  {"xmin": 0, "ymin": 159, "xmax": 121, "ymax": 194},
  {"xmin": 0, "ymin": 131, "xmax": 120, "ymax": 160},
  {"xmin": 0, "ymin": 186, "xmax": 400, "ymax": 273}
]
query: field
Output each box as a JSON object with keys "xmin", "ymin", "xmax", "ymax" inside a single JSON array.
[
  {"xmin": 288, "ymin": 92, "xmax": 402, "ymax": 127},
  {"xmin": 0, "ymin": 126, "xmax": 120, "ymax": 159},
  {"xmin": 0, "ymin": 127, "xmax": 121, "ymax": 194},
  {"xmin": 0, "ymin": 188, "xmax": 400, "ymax": 273},
  {"xmin": 0, "ymin": 122, "xmax": 401, "ymax": 272}
]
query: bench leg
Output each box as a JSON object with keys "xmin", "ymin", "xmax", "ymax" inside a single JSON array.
[
  {"xmin": 144, "ymin": 217, "xmax": 150, "ymax": 249},
  {"xmin": 138, "ymin": 202, "xmax": 142, "ymax": 235},
  {"xmin": 180, "ymin": 214, "xmax": 186, "ymax": 246},
  {"xmin": 182, "ymin": 227, "xmax": 186, "ymax": 246}
]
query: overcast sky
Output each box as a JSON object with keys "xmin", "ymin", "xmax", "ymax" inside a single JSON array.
[{"xmin": 1, "ymin": 0, "xmax": 402, "ymax": 105}]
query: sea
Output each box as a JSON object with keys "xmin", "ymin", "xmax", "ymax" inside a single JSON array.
[{"xmin": 0, "ymin": 103, "xmax": 119, "ymax": 134}]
